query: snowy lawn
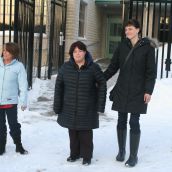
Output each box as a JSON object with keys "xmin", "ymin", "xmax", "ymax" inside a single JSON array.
[{"xmin": 0, "ymin": 76, "xmax": 172, "ymax": 172}]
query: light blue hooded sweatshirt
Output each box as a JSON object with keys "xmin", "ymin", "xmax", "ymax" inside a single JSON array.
[{"xmin": 0, "ymin": 57, "xmax": 28, "ymax": 106}]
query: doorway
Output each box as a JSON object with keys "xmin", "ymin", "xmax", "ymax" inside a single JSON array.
[{"xmin": 106, "ymin": 17, "xmax": 122, "ymax": 59}]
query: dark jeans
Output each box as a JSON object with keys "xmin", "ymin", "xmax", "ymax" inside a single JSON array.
[
  {"xmin": 0, "ymin": 105, "xmax": 21, "ymax": 140},
  {"xmin": 68, "ymin": 129, "xmax": 93, "ymax": 160},
  {"xmin": 117, "ymin": 112, "xmax": 140, "ymax": 134}
]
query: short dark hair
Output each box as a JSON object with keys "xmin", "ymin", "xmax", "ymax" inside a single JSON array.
[
  {"xmin": 125, "ymin": 19, "xmax": 141, "ymax": 34},
  {"xmin": 4, "ymin": 42, "xmax": 19, "ymax": 59},
  {"xmin": 69, "ymin": 41, "xmax": 87, "ymax": 57}
]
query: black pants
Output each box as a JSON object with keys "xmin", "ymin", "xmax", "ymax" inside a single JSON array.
[
  {"xmin": 0, "ymin": 105, "xmax": 21, "ymax": 140},
  {"xmin": 117, "ymin": 112, "xmax": 140, "ymax": 134},
  {"xmin": 68, "ymin": 129, "xmax": 93, "ymax": 160}
]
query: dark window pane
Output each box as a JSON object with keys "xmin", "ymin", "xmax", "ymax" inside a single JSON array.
[
  {"xmin": 78, "ymin": 1, "xmax": 86, "ymax": 37},
  {"xmin": 109, "ymin": 41, "xmax": 118, "ymax": 54},
  {"xmin": 110, "ymin": 23, "xmax": 117, "ymax": 36}
]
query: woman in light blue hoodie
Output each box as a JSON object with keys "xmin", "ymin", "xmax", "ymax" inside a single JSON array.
[{"xmin": 0, "ymin": 42, "xmax": 28, "ymax": 155}]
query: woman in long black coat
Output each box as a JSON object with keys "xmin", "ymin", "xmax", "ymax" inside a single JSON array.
[
  {"xmin": 53, "ymin": 41, "xmax": 106, "ymax": 165},
  {"xmin": 104, "ymin": 19, "xmax": 156, "ymax": 167}
]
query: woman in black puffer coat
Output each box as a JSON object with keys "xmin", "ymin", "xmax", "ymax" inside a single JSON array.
[
  {"xmin": 53, "ymin": 41, "xmax": 106, "ymax": 165},
  {"xmin": 104, "ymin": 19, "xmax": 156, "ymax": 167}
]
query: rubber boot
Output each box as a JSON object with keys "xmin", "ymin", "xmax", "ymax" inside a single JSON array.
[
  {"xmin": 125, "ymin": 131, "xmax": 140, "ymax": 167},
  {"xmin": 116, "ymin": 129, "xmax": 127, "ymax": 162}
]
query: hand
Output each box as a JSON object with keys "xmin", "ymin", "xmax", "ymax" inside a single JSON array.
[
  {"xmin": 144, "ymin": 93, "xmax": 151, "ymax": 104},
  {"xmin": 21, "ymin": 106, "xmax": 27, "ymax": 111}
]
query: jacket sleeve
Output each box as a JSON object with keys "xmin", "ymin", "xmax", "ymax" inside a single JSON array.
[
  {"xmin": 53, "ymin": 66, "xmax": 64, "ymax": 114},
  {"xmin": 94, "ymin": 64, "xmax": 107, "ymax": 113},
  {"xmin": 18, "ymin": 63, "xmax": 28, "ymax": 107},
  {"xmin": 145, "ymin": 47, "xmax": 156, "ymax": 95},
  {"xmin": 103, "ymin": 45, "xmax": 120, "ymax": 81}
]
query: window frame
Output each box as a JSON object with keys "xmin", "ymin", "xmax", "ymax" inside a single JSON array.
[{"xmin": 78, "ymin": 0, "xmax": 87, "ymax": 39}]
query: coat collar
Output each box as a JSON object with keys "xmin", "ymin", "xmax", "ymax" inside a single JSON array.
[
  {"xmin": 0, "ymin": 57, "xmax": 17, "ymax": 67},
  {"xmin": 69, "ymin": 51, "xmax": 93, "ymax": 69},
  {"xmin": 124, "ymin": 37, "xmax": 152, "ymax": 49}
]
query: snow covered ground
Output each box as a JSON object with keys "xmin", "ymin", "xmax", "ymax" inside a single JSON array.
[{"xmin": 0, "ymin": 74, "xmax": 172, "ymax": 172}]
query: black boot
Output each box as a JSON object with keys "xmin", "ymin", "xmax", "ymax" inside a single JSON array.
[
  {"xmin": 125, "ymin": 131, "xmax": 140, "ymax": 167},
  {"xmin": 82, "ymin": 158, "xmax": 91, "ymax": 165},
  {"xmin": 67, "ymin": 155, "xmax": 80, "ymax": 162},
  {"xmin": 13, "ymin": 137, "xmax": 28, "ymax": 155},
  {"xmin": 116, "ymin": 129, "xmax": 127, "ymax": 162},
  {"xmin": 0, "ymin": 137, "xmax": 6, "ymax": 155},
  {"xmin": 16, "ymin": 143, "xmax": 28, "ymax": 154}
]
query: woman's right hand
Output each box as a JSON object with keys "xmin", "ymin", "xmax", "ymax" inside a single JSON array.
[
  {"xmin": 144, "ymin": 93, "xmax": 151, "ymax": 104},
  {"xmin": 21, "ymin": 106, "xmax": 27, "ymax": 111}
]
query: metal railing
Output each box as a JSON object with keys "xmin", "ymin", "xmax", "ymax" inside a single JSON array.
[
  {"xmin": 0, "ymin": 0, "xmax": 67, "ymax": 87},
  {"xmin": 129, "ymin": 0, "xmax": 172, "ymax": 78}
]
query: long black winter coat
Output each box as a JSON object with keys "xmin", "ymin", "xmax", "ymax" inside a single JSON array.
[
  {"xmin": 104, "ymin": 38, "xmax": 156, "ymax": 114},
  {"xmin": 53, "ymin": 53, "xmax": 106, "ymax": 129}
]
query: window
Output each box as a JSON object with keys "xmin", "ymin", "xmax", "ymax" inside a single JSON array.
[
  {"xmin": 78, "ymin": 0, "xmax": 86, "ymax": 37},
  {"xmin": 110, "ymin": 23, "xmax": 122, "ymax": 37}
]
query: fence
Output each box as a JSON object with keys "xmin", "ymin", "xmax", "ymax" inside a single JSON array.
[
  {"xmin": 129, "ymin": 0, "xmax": 172, "ymax": 78},
  {"xmin": 0, "ymin": 0, "xmax": 67, "ymax": 87}
]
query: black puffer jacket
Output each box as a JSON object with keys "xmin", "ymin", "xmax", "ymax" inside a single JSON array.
[
  {"xmin": 53, "ymin": 52, "xmax": 106, "ymax": 129},
  {"xmin": 104, "ymin": 38, "xmax": 156, "ymax": 114}
]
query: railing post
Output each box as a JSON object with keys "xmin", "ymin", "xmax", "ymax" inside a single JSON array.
[
  {"xmin": 14, "ymin": 0, "xmax": 19, "ymax": 43},
  {"xmin": 129, "ymin": 0, "xmax": 133, "ymax": 19},
  {"xmin": 37, "ymin": 0, "xmax": 45, "ymax": 78},
  {"xmin": 48, "ymin": 0, "xmax": 55, "ymax": 79},
  {"xmin": 165, "ymin": 1, "xmax": 172, "ymax": 78},
  {"xmin": 27, "ymin": 0, "xmax": 35, "ymax": 88}
]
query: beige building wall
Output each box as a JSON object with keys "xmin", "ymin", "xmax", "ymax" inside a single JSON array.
[
  {"xmin": 65, "ymin": 0, "xmax": 80, "ymax": 58},
  {"xmin": 84, "ymin": 1, "xmax": 102, "ymax": 59},
  {"xmin": 65, "ymin": 0, "xmax": 103, "ymax": 60}
]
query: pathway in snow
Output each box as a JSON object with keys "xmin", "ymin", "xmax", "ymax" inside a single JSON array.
[
  {"xmin": 28, "ymin": 61, "xmax": 118, "ymax": 118},
  {"xmin": 28, "ymin": 76, "xmax": 56, "ymax": 117}
]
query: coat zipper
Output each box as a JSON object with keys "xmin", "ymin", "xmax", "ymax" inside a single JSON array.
[
  {"xmin": 0, "ymin": 67, "xmax": 6, "ymax": 104},
  {"xmin": 74, "ymin": 69, "xmax": 81, "ymax": 127},
  {"xmin": 124, "ymin": 49, "xmax": 134, "ymax": 111}
]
